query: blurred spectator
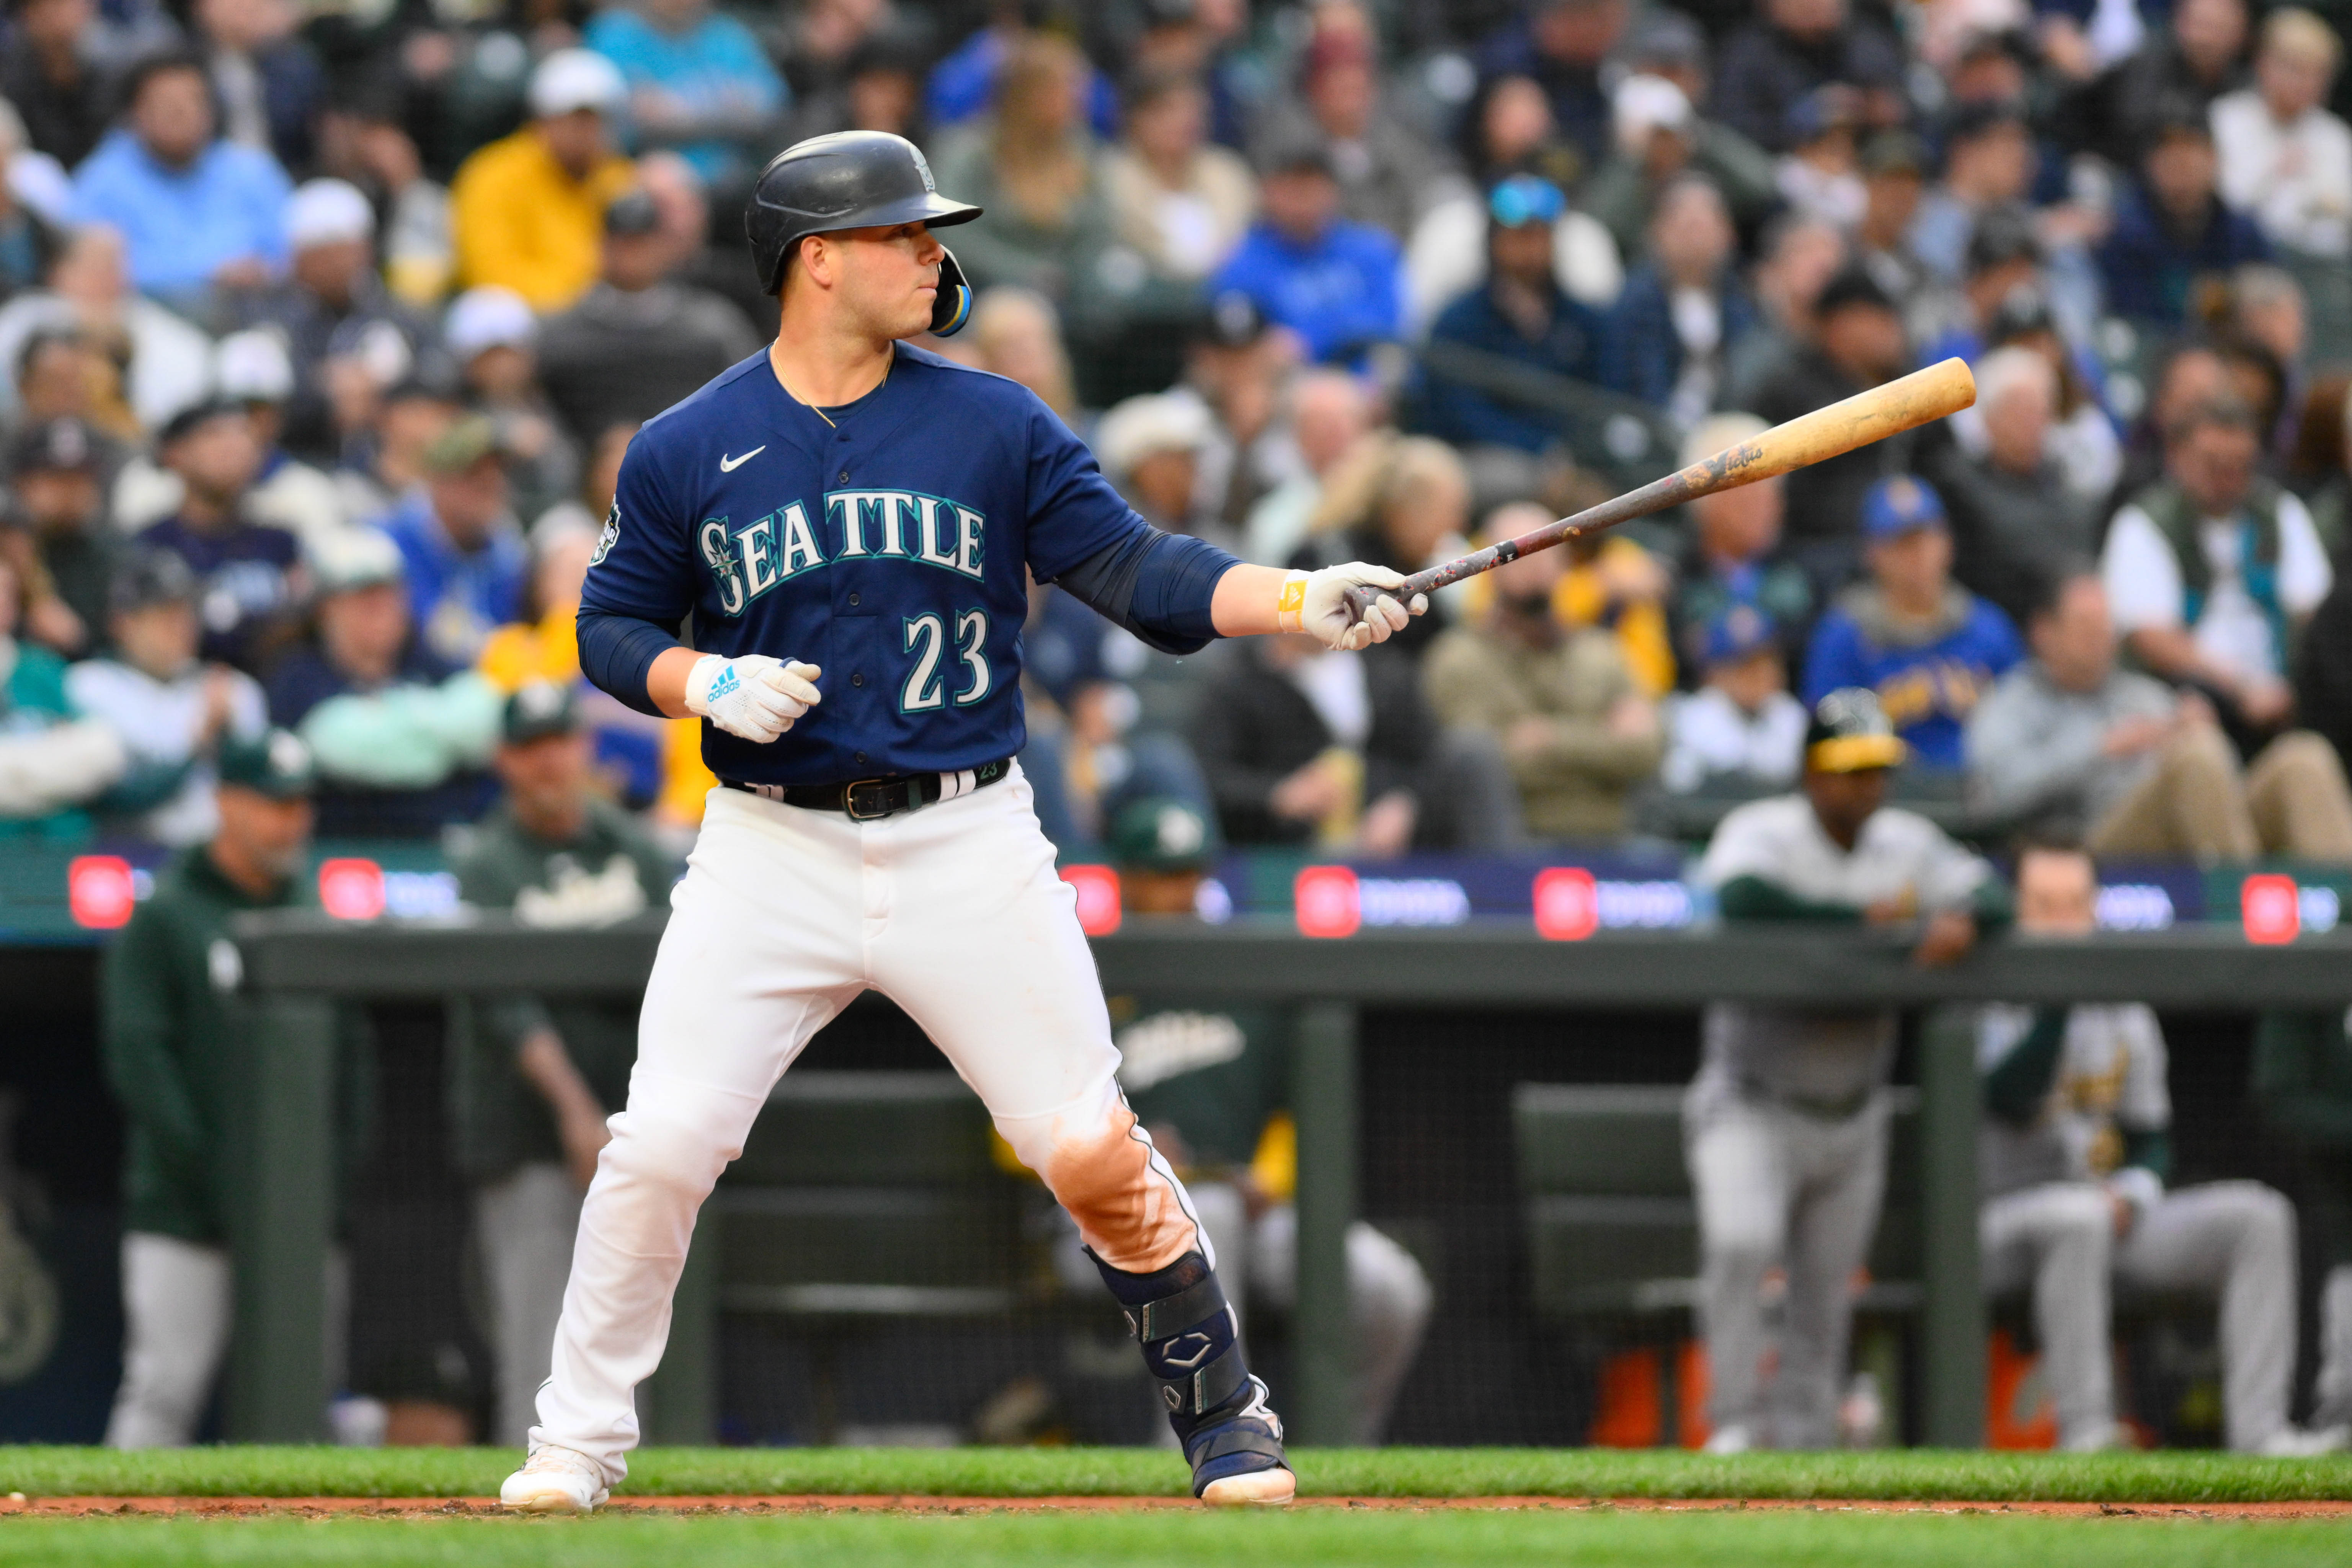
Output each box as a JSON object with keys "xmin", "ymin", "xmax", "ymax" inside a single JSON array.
[
  {"xmin": 586, "ymin": 0, "xmax": 785, "ymax": 188},
  {"xmin": 788, "ymin": 22, "xmax": 929, "ymax": 145},
  {"xmin": 1852, "ymin": 131, "xmax": 1933, "ymax": 329},
  {"xmin": 1970, "ymin": 571, "xmax": 2352, "ymax": 858},
  {"xmin": 1774, "ymin": 85, "xmax": 1866, "ymax": 232},
  {"xmin": 1660, "ymin": 604, "xmax": 1807, "ymax": 795},
  {"xmin": 1094, "ymin": 390, "xmax": 1216, "ymax": 538},
  {"xmin": 378, "ymin": 413, "xmax": 526, "ymax": 667},
  {"xmin": 0, "ymin": 548, "xmax": 121, "ymax": 837},
  {"xmin": 142, "ymin": 400, "xmax": 300, "ymax": 672},
  {"xmin": 1691, "ymin": 688, "xmax": 1999, "ymax": 1454},
  {"xmin": 1251, "ymin": 25, "xmax": 1449, "ymax": 242},
  {"xmin": 1104, "ymin": 67, "xmax": 1255, "ymax": 285},
  {"xmin": 69, "ymin": 50, "xmax": 291, "ymax": 306},
  {"xmin": 1211, "ymin": 135, "xmax": 1400, "ymax": 365},
  {"xmin": 1983, "ymin": 843, "xmax": 2347, "ymax": 1456},
  {"xmin": 1172, "ymin": 294, "xmax": 1291, "ymax": 536},
  {"xmin": 1460, "ymin": 70, "xmax": 1580, "ymax": 194},
  {"xmin": 1931, "ymin": 344, "xmax": 2097, "ymax": 624},
  {"xmin": 2096, "ymin": 104, "xmax": 2270, "ymax": 328},
  {"xmin": 1101, "ymin": 793, "xmax": 1433, "ymax": 1444},
  {"xmin": 1802, "ymin": 476, "xmax": 2023, "ymax": 772},
  {"xmin": 447, "ymin": 286, "xmax": 580, "ymax": 530},
  {"xmin": 67, "ymin": 549, "xmax": 266, "ymax": 845},
  {"xmin": 931, "ymin": 34, "xmax": 1113, "ymax": 306},
  {"xmin": 448, "ymin": 680, "xmax": 676, "ymax": 1446},
  {"xmin": 1910, "ymin": 101, "xmax": 2039, "ymax": 289},
  {"xmin": 2212, "ymin": 8, "xmax": 2352, "ymax": 260},
  {"xmin": 638, "ymin": 149, "xmax": 774, "ymax": 339},
  {"xmin": 1, "ymin": 413, "xmax": 113, "ymax": 653},
  {"xmin": 450, "ymin": 49, "xmax": 637, "ymax": 311},
  {"xmin": 536, "ymin": 189, "xmax": 761, "ymax": 446},
  {"xmin": 1713, "ymin": 0, "xmax": 1905, "ymax": 156},
  {"xmin": 1978, "ymin": 286, "xmax": 2121, "ymax": 503},
  {"xmin": 2, "ymin": 0, "xmax": 113, "ymax": 170},
  {"xmin": 2067, "ymin": 0, "xmax": 2251, "ymax": 167},
  {"xmin": 965, "ymin": 285, "xmax": 1079, "ymax": 424},
  {"xmin": 1290, "ymin": 434, "xmax": 1469, "ymax": 663},
  {"xmin": 0, "ymin": 225, "xmax": 215, "ymax": 434},
  {"xmin": 1551, "ymin": 502, "xmax": 1676, "ymax": 698},
  {"xmin": 0, "ymin": 97, "xmax": 64, "ymax": 296},
  {"xmin": 1722, "ymin": 212, "xmax": 1846, "ymax": 411},
  {"xmin": 9, "ymin": 325, "xmax": 130, "ymax": 450},
  {"xmin": 1471, "ymin": 0, "xmax": 1630, "ymax": 176},
  {"xmin": 193, "ymin": 0, "xmax": 324, "ymax": 174},
  {"xmin": 1245, "ymin": 369, "xmax": 1370, "ymax": 566},
  {"xmin": 1582, "ymin": 72, "xmax": 1778, "ymax": 264},
  {"xmin": 332, "ymin": 378, "xmax": 459, "ymax": 542},
  {"xmin": 99, "ymin": 729, "xmax": 361, "ymax": 1448},
  {"xmin": 1926, "ymin": 205, "xmax": 2061, "ymax": 372},
  {"xmin": 1422, "ymin": 503, "xmax": 1662, "ymax": 839},
  {"xmin": 1749, "ymin": 264, "xmax": 1914, "ymax": 565},
  {"xmin": 1404, "ymin": 120, "xmax": 1623, "ymax": 336},
  {"xmin": 1190, "ymin": 632, "xmax": 1519, "ymax": 853},
  {"xmin": 925, "ymin": 7, "xmax": 1118, "ymax": 141},
  {"xmin": 264, "ymin": 527, "xmax": 499, "ymax": 837},
  {"xmin": 313, "ymin": 79, "xmax": 452, "ymax": 308},
  {"xmin": 1608, "ymin": 174, "xmax": 1756, "ymax": 431},
  {"xmin": 216, "ymin": 330, "xmax": 352, "ymax": 558},
  {"xmin": 2102, "ymin": 395, "xmax": 2330, "ymax": 738},
  {"xmin": 1417, "ymin": 175, "xmax": 1605, "ymax": 453},
  {"xmin": 1667, "ymin": 411, "xmax": 1814, "ymax": 680},
  {"xmin": 2251, "ymin": 1005, "xmax": 2352, "ymax": 1433},
  {"xmin": 779, "ymin": 0, "xmax": 906, "ymax": 109}
]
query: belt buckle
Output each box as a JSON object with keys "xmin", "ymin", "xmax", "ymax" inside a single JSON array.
[{"xmin": 842, "ymin": 777, "xmax": 898, "ymax": 821}]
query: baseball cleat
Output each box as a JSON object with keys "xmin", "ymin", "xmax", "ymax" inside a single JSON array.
[
  {"xmin": 1186, "ymin": 1375, "xmax": 1294, "ymax": 1505},
  {"xmin": 499, "ymin": 1443, "xmax": 609, "ymax": 1513}
]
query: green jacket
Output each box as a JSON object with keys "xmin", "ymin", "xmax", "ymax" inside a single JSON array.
[
  {"xmin": 1110, "ymin": 994, "xmax": 1288, "ymax": 1175},
  {"xmin": 2251, "ymin": 1009, "xmax": 2352, "ymax": 1150},
  {"xmin": 100, "ymin": 848, "xmax": 372, "ymax": 1243},
  {"xmin": 446, "ymin": 798, "xmax": 676, "ymax": 1181}
]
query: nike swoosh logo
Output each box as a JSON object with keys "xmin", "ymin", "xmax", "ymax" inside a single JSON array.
[{"xmin": 719, "ymin": 446, "xmax": 765, "ymax": 473}]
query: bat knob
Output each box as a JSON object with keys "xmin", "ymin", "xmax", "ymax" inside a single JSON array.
[{"xmin": 1338, "ymin": 584, "xmax": 1379, "ymax": 625}]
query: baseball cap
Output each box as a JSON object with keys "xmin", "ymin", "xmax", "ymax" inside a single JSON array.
[
  {"xmin": 1813, "ymin": 265, "xmax": 1898, "ymax": 320},
  {"xmin": 1613, "ymin": 74, "xmax": 1693, "ymax": 154},
  {"xmin": 310, "ymin": 527, "xmax": 405, "ymax": 594},
  {"xmin": 1965, "ymin": 204, "xmax": 2040, "ymax": 276},
  {"xmin": 284, "ymin": 178, "xmax": 375, "ymax": 251},
  {"xmin": 1108, "ymin": 795, "xmax": 1219, "ymax": 872},
  {"xmin": 1805, "ymin": 688, "xmax": 1906, "ymax": 774},
  {"xmin": 503, "ymin": 680, "xmax": 580, "ymax": 744},
  {"xmin": 445, "ymin": 287, "xmax": 537, "ymax": 361},
  {"xmin": 1489, "ymin": 173, "xmax": 1566, "ymax": 229},
  {"xmin": 157, "ymin": 399, "xmax": 245, "ymax": 449},
  {"xmin": 214, "ymin": 330, "xmax": 296, "ymax": 404},
  {"xmin": 1785, "ymin": 84, "xmax": 1860, "ymax": 146},
  {"xmin": 1701, "ymin": 604, "xmax": 1779, "ymax": 667},
  {"xmin": 219, "ymin": 728, "xmax": 318, "ymax": 799},
  {"xmin": 603, "ymin": 189, "xmax": 662, "ymax": 237},
  {"xmin": 1094, "ymin": 392, "xmax": 1213, "ymax": 479},
  {"xmin": 1861, "ymin": 475, "xmax": 1947, "ymax": 540},
  {"xmin": 529, "ymin": 48, "xmax": 626, "ymax": 118},
  {"xmin": 1985, "ymin": 283, "xmax": 2057, "ymax": 344},
  {"xmin": 1190, "ymin": 289, "xmax": 1267, "ymax": 349},
  {"xmin": 1861, "ymin": 130, "xmax": 1927, "ymax": 178},
  {"xmin": 1258, "ymin": 127, "xmax": 1335, "ymax": 179},
  {"xmin": 1623, "ymin": 6, "xmax": 1707, "ymax": 70},
  {"xmin": 422, "ymin": 413, "xmax": 502, "ymax": 476},
  {"xmin": 109, "ymin": 548, "xmax": 197, "ymax": 614},
  {"xmin": 6, "ymin": 414, "xmax": 99, "ymax": 476}
]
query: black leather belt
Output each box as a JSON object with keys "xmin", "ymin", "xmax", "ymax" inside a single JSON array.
[{"xmin": 722, "ymin": 757, "xmax": 1012, "ymax": 821}]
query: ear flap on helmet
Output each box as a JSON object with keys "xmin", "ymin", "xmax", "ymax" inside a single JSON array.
[{"xmin": 930, "ymin": 245, "xmax": 974, "ymax": 337}]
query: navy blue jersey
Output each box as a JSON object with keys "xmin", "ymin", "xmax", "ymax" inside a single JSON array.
[{"xmin": 580, "ymin": 344, "xmax": 1152, "ymax": 785}]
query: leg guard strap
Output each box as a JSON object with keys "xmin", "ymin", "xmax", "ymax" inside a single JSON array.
[
  {"xmin": 1159, "ymin": 1337, "xmax": 1250, "ymax": 1416},
  {"xmin": 1187, "ymin": 1422, "xmax": 1288, "ymax": 1467},
  {"xmin": 1126, "ymin": 1273, "xmax": 1229, "ymax": 1343}
]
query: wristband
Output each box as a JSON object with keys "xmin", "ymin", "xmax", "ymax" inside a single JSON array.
[{"xmin": 1275, "ymin": 571, "xmax": 1310, "ymax": 633}]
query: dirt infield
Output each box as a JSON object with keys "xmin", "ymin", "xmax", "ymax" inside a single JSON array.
[{"xmin": 6, "ymin": 1494, "xmax": 2351, "ymax": 1521}]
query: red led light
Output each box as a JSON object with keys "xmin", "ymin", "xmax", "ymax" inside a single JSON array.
[
  {"xmin": 69, "ymin": 856, "xmax": 137, "ymax": 929},
  {"xmin": 318, "ymin": 858, "xmax": 387, "ymax": 921},
  {"xmin": 1061, "ymin": 864, "xmax": 1122, "ymax": 936},
  {"xmin": 1533, "ymin": 866, "xmax": 1600, "ymax": 941},
  {"xmin": 1294, "ymin": 865, "xmax": 1360, "ymax": 939},
  {"xmin": 2242, "ymin": 873, "xmax": 2301, "ymax": 945}
]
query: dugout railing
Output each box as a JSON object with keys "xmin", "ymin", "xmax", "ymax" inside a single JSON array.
[{"xmin": 226, "ymin": 912, "xmax": 2352, "ymax": 1449}]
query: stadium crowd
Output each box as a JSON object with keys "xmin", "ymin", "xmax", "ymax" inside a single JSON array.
[{"xmin": 14, "ymin": 0, "xmax": 2352, "ymax": 1453}]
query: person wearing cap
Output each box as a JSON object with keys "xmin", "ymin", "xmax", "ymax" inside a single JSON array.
[
  {"xmin": 1668, "ymin": 411, "xmax": 1816, "ymax": 678},
  {"xmin": 100, "ymin": 726, "xmax": 373, "ymax": 1446},
  {"xmin": 1801, "ymin": 475, "xmax": 2022, "ymax": 771},
  {"xmin": 67, "ymin": 49, "xmax": 292, "ymax": 303},
  {"xmin": 2, "ymin": 413, "xmax": 118, "ymax": 650},
  {"xmin": 1691, "ymin": 687, "xmax": 2005, "ymax": 1451},
  {"xmin": 375, "ymin": 412, "xmax": 527, "ymax": 666},
  {"xmin": 1607, "ymin": 173, "xmax": 1758, "ymax": 428},
  {"xmin": 1092, "ymin": 390, "xmax": 1217, "ymax": 539},
  {"xmin": 2212, "ymin": 9, "xmax": 2352, "ymax": 260},
  {"xmin": 1417, "ymin": 173, "xmax": 1604, "ymax": 452},
  {"xmin": 2, "ymin": 0, "xmax": 115, "ymax": 172},
  {"xmin": 450, "ymin": 48, "xmax": 640, "ymax": 312},
  {"xmin": 1712, "ymin": 0, "xmax": 1906, "ymax": 158},
  {"xmin": 448, "ymin": 680, "xmax": 678, "ymax": 1446},
  {"xmin": 1071, "ymin": 794, "xmax": 1433, "ymax": 1443},
  {"xmin": 141, "ymin": 400, "xmax": 300, "ymax": 672},
  {"xmin": 2061, "ymin": 0, "xmax": 2252, "ymax": 170},
  {"xmin": 1582, "ymin": 70, "xmax": 1779, "ymax": 265},
  {"xmin": 1169, "ymin": 291, "xmax": 1295, "ymax": 535},
  {"xmin": 2096, "ymin": 101, "xmax": 2271, "ymax": 327},
  {"xmin": 448, "ymin": 286, "xmax": 582, "ymax": 531},
  {"xmin": 1103, "ymin": 67, "xmax": 1257, "ymax": 287},
  {"xmin": 1929, "ymin": 346, "xmax": 2097, "ymax": 624},
  {"xmin": 66, "ymin": 548, "xmax": 268, "ymax": 844},
  {"xmin": 191, "ymin": 0, "xmax": 324, "ymax": 174},
  {"xmin": 536, "ymin": 188, "xmax": 762, "ymax": 448},
  {"xmin": 209, "ymin": 328, "xmax": 354, "ymax": 558},
  {"xmin": 1210, "ymin": 131, "xmax": 1402, "ymax": 366},
  {"xmin": 1662, "ymin": 604, "xmax": 1808, "ymax": 794},
  {"xmin": 0, "ymin": 543, "xmax": 124, "ymax": 834},
  {"xmin": 1774, "ymin": 85, "xmax": 1866, "ymax": 232},
  {"xmin": 1851, "ymin": 131, "xmax": 1933, "ymax": 322},
  {"xmin": 1908, "ymin": 101, "xmax": 2039, "ymax": 291},
  {"xmin": 1247, "ymin": 26, "xmax": 1449, "ymax": 244},
  {"xmin": 1469, "ymin": 0, "xmax": 1631, "ymax": 175},
  {"xmin": 583, "ymin": 0, "xmax": 785, "ymax": 189}
]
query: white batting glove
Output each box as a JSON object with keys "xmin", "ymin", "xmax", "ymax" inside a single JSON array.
[
  {"xmin": 684, "ymin": 654, "xmax": 821, "ymax": 743},
  {"xmin": 1280, "ymin": 563, "xmax": 1430, "ymax": 652}
]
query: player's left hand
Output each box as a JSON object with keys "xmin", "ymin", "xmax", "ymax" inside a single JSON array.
[
  {"xmin": 1299, "ymin": 563, "xmax": 1428, "ymax": 651},
  {"xmin": 686, "ymin": 653, "xmax": 822, "ymax": 743}
]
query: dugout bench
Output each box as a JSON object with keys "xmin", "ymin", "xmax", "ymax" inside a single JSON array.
[{"xmin": 230, "ymin": 914, "xmax": 2352, "ymax": 1449}]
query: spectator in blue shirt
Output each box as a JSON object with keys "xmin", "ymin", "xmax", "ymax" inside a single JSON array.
[
  {"xmin": 1608, "ymin": 174, "xmax": 1759, "ymax": 428},
  {"xmin": 1414, "ymin": 173, "xmax": 1607, "ymax": 452},
  {"xmin": 69, "ymin": 50, "xmax": 290, "ymax": 306},
  {"xmin": 377, "ymin": 414, "xmax": 527, "ymax": 668},
  {"xmin": 1802, "ymin": 475, "xmax": 2023, "ymax": 771},
  {"xmin": 585, "ymin": 0, "xmax": 787, "ymax": 188},
  {"xmin": 925, "ymin": 8, "xmax": 1120, "ymax": 142},
  {"xmin": 2096, "ymin": 102, "xmax": 2270, "ymax": 327},
  {"xmin": 1209, "ymin": 135, "xmax": 1401, "ymax": 366}
]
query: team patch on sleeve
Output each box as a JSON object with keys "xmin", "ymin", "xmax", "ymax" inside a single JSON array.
[{"xmin": 589, "ymin": 503, "xmax": 620, "ymax": 567}]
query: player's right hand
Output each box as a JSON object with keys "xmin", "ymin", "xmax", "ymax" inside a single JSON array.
[{"xmin": 684, "ymin": 654, "xmax": 821, "ymax": 744}]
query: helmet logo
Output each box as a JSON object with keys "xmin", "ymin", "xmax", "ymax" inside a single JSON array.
[{"xmin": 909, "ymin": 145, "xmax": 936, "ymax": 193}]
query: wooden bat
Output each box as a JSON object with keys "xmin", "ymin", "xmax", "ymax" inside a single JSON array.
[{"xmin": 1339, "ymin": 357, "xmax": 1978, "ymax": 625}]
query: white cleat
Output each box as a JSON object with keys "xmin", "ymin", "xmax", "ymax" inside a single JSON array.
[
  {"xmin": 1200, "ymin": 1465, "xmax": 1297, "ymax": 1506},
  {"xmin": 2254, "ymin": 1424, "xmax": 2352, "ymax": 1457},
  {"xmin": 499, "ymin": 1444, "xmax": 610, "ymax": 1513}
]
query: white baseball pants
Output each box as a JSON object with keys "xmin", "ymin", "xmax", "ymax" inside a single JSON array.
[{"xmin": 532, "ymin": 768, "xmax": 1207, "ymax": 1484}]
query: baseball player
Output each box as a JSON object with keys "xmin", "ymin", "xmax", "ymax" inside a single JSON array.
[
  {"xmin": 1688, "ymin": 689, "xmax": 2006, "ymax": 1451},
  {"xmin": 499, "ymin": 131, "xmax": 1422, "ymax": 1511}
]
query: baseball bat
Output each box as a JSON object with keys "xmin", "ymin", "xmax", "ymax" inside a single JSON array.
[{"xmin": 1339, "ymin": 356, "xmax": 1977, "ymax": 625}]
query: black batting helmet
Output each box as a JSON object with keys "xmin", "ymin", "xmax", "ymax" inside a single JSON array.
[{"xmin": 746, "ymin": 131, "xmax": 984, "ymax": 335}]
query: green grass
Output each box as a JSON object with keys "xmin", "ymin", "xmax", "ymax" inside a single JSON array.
[
  {"xmin": 0, "ymin": 1446, "xmax": 2349, "ymax": 1503},
  {"xmin": 1, "ymin": 1509, "xmax": 2349, "ymax": 1568}
]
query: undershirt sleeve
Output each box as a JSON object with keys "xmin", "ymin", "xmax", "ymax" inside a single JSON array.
[
  {"xmin": 575, "ymin": 608, "xmax": 683, "ymax": 717},
  {"xmin": 1047, "ymin": 527, "xmax": 1241, "ymax": 654}
]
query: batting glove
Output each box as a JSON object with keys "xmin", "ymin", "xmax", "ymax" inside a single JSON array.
[
  {"xmin": 1282, "ymin": 564, "xmax": 1429, "ymax": 652},
  {"xmin": 684, "ymin": 654, "xmax": 821, "ymax": 744}
]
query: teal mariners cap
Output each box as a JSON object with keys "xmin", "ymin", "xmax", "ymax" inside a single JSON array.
[
  {"xmin": 1108, "ymin": 796, "xmax": 1219, "ymax": 872},
  {"xmin": 218, "ymin": 729, "xmax": 319, "ymax": 799}
]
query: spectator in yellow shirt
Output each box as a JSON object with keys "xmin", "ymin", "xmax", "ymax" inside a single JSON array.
[{"xmin": 450, "ymin": 51, "xmax": 638, "ymax": 312}]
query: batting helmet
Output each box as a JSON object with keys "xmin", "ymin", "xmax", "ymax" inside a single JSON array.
[{"xmin": 745, "ymin": 131, "xmax": 984, "ymax": 335}]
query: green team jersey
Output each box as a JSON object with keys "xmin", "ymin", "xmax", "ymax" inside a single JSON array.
[
  {"xmin": 1108, "ymin": 995, "xmax": 1288, "ymax": 1173},
  {"xmin": 447, "ymin": 798, "xmax": 677, "ymax": 1181}
]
